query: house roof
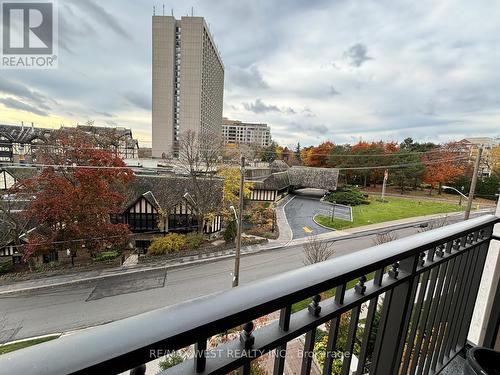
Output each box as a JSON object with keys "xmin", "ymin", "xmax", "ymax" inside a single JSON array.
[
  {"xmin": 1, "ymin": 167, "xmax": 38, "ymax": 181},
  {"xmin": 0, "ymin": 124, "xmax": 52, "ymax": 144},
  {"xmin": 250, "ymin": 166, "xmax": 339, "ymax": 192},
  {"xmin": 76, "ymin": 125, "xmax": 139, "ymax": 148},
  {"xmin": 0, "ymin": 124, "xmax": 139, "ymax": 149},
  {"xmin": 251, "ymin": 171, "xmax": 290, "ymax": 191},
  {"xmin": 121, "ymin": 175, "xmax": 223, "ymax": 213},
  {"xmin": 288, "ymin": 166, "xmax": 339, "ymax": 191},
  {"xmin": 459, "ymin": 137, "xmax": 500, "ymax": 146},
  {"xmin": 269, "ymin": 160, "xmax": 290, "ymax": 172}
]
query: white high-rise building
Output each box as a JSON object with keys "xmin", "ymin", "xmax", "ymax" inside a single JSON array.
[{"xmin": 152, "ymin": 16, "xmax": 224, "ymax": 158}]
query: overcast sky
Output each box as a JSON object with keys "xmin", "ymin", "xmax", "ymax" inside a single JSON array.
[{"xmin": 1, "ymin": 0, "xmax": 499, "ymax": 148}]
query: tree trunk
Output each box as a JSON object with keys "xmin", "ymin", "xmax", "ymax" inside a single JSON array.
[{"xmin": 438, "ymin": 182, "xmax": 442, "ymax": 195}]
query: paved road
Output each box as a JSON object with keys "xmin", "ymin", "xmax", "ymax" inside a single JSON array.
[
  {"xmin": 284, "ymin": 190, "xmax": 333, "ymax": 239},
  {"xmin": 0, "ymin": 219, "xmax": 465, "ymax": 342}
]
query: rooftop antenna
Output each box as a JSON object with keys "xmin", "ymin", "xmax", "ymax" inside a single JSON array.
[
  {"xmin": 171, "ymin": 8, "xmax": 173, "ymax": 16},
  {"xmin": 162, "ymin": 4, "xmax": 165, "ymax": 16},
  {"xmin": 153, "ymin": 5, "xmax": 155, "ymax": 15},
  {"xmin": 191, "ymin": 6, "xmax": 194, "ymax": 16}
]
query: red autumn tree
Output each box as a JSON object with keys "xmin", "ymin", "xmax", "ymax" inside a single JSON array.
[
  {"xmin": 19, "ymin": 128, "xmax": 134, "ymax": 260},
  {"xmin": 422, "ymin": 142, "xmax": 467, "ymax": 195},
  {"xmin": 305, "ymin": 141, "xmax": 334, "ymax": 167}
]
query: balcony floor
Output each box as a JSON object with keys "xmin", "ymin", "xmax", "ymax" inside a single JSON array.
[{"xmin": 441, "ymin": 355, "xmax": 465, "ymax": 374}]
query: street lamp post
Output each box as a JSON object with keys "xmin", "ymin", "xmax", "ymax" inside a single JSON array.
[{"xmin": 442, "ymin": 185, "xmax": 468, "ymax": 205}]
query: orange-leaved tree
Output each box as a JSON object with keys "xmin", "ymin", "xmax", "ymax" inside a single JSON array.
[
  {"xmin": 422, "ymin": 142, "xmax": 467, "ymax": 195},
  {"xmin": 305, "ymin": 141, "xmax": 334, "ymax": 167},
  {"xmin": 19, "ymin": 128, "xmax": 134, "ymax": 261}
]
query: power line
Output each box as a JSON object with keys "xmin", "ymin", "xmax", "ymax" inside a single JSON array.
[{"xmin": 0, "ymin": 155, "xmax": 470, "ymax": 173}]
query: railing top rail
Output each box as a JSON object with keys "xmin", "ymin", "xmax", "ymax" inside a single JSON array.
[{"xmin": 1, "ymin": 214, "xmax": 498, "ymax": 375}]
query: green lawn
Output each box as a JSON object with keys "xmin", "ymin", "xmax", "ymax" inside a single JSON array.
[
  {"xmin": 315, "ymin": 197, "xmax": 464, "ymax": 230},
  {"xmin": 0, "ymin": 335, "xmax": 60, "ymax": 355}
]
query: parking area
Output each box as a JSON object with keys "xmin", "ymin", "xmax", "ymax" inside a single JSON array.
[{"xmin": 283, "ymin": 189, "xmax": 335, "ymax": 239}]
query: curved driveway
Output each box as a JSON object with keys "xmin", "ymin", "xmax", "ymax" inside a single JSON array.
[{"xmin": 284, "ymin": 189, "xmax": 333, "ymax": 239}]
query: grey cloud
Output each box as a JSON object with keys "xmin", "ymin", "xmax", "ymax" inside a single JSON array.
[
  {"xmin": 0, "ymin": 98, "xmax": 49, "ymax": 116},
  {"xmin": 58, "ymin": 4, "xmax": 97, "ymax": 53},
  {"xmin": 344, "ymin": 43, "xmax": 373, "ymax": 67},
  {"xmin": 330, "ymin": 86, "xmax": 341, "ymax": 96},
  {"xmin": 228, "ymin": 65, "xmax": 269, "ymax": 89},
  {"xmin": 242, "ymin": 99, "xmax": 297, "ymax": 114},
  {"xmin": 66, "ymin": 0, "xmax": 131, "ymax": 39},
  {"xmin": 123, "ymin": 92, "xmax": 151, "ymax": 111},
  {"xmin": 302, "ymin": 108, "xmax": 316, "ymax": 117},
  {"xmin": 243, "ymin": 98, "xmax": 280, "ymax": 113},
  {"xmin": 287, "ymin": 122, "xmax": 329, "ymax": 135},
  {"xmin": 94, "ymin": 110, "xmax": 114, "ymax": 118},
  {"xmin": 0, "ymin": 78, "xmax": 54, "ymax": 108}
]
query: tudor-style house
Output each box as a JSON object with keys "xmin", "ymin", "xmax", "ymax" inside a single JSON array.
[
  {"xmin": 113, "ymin": 174, "xmax": 224, "ymax": 252},
  {"xmin": 0, "ymin": 123, "xmax": 140, "ymax": 163},
  {"xmin": 245, "ymin": 160, "xmax": 339, "ymax": 202}
]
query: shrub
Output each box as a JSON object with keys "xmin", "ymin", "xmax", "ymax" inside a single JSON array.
[
  {"xmin": 93, "ymin": 251, "xmax": 119, "ymax": 262},
  {"xmin": 223, "ymin": 220, "xmax": 237, "ymax": 242},
  {"xmin": 159, "ymin": 352, "xmax": 184, "ymax": 371},
  {"xmin": 0, "ymin": 261, "xmax": 13, "ymax": 274},
  {"xmin": 147, "ymin": 233, "xmax": 186, "ymax": 256},
  {"xmin": 325, "ymin": 186, "xmax": 369, "ymax": 206},
  {"xmin": 185, "ymin": 232, "xmax": 204, "ymax": 250}
]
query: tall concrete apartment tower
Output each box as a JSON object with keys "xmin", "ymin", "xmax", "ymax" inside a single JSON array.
[{"xmin": 152, "ymin": 15, "xmax": 224, "ymax": 158}]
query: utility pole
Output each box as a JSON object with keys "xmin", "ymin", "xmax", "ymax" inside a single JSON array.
[
  {"xmin": 464, "ymin": 146, "xmax": 483, "ymax": 220},
  {"xmin": 232, "ymin": 156, "xmax": 245, "ymax": 287},
  {"xmin": 381, "ymin": 169, "xmax": 388, "ymax": 202}
]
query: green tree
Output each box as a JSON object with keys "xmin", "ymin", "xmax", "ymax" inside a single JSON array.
[
  {"xmin": 261, "ymin": 141, "xmax": 278, "ymax": 162},
  {"xmin": 295, "ymin": 142, "xmax": 302, "ymax": 163},
  {"xmin": 389, "ymin": 150, "xmax": 426, "ymax": 193}
]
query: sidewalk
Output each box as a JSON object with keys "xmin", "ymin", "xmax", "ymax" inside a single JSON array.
[{"xmin": 0, "ymin": 208, "xmax": 494, "ymax": 295}]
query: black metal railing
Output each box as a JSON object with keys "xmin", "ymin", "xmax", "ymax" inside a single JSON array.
[{"xmin": 1, "ymin": 215, "xmax": 498, "ymax": 375}]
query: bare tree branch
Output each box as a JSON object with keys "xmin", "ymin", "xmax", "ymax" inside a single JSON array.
[
  {"xmin": 373, "ymin": 231, "xmax": 397, "ymax": 245},
  {"xmin": 303, "ymin": 235, "xmax": 334, "ymax": 265}
]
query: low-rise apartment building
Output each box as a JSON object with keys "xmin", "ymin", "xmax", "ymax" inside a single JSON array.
[{"xmin": 222, "ymin": 118, "xmax": 271, "ymax": 147}]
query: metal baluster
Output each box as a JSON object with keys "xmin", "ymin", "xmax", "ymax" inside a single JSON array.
[
  {"xmin": 439, "ymin": 250, "xmax": 470, "ymax": 364},
  {"xmin": 408, "ymin": 265, "xmax": 440, "ymax": 375},
  {"xmin": 372, "ymin": 258, "xmax": 422, "ymax": 374},
  {"xmin": 400, "ymin": 270, "xmax": 431, "ymax": 374},
  {"xmin": 423, "ymin": 250, "xmax": 449, "ymax": 373},
  {"xmin": 194, "ymin": 339, "xmax": 207, "ymax": 373},
  {"xmin": 450, "ymin": 231, "xmax": 481, "ymax": 352},
  {"xmin": 239, "ymin": 322, "xmax": 255, "ymax": 375},
  {"xmin": 273, "ymin": 305, "xmax": 292, "ymax": 375},
  {"xmin": 130, "ymin": 364, "xmax": 146, "ymax": 375},
  {"xmin": 341, "ymin": 278, "xmax": 365, "ymax": 375},
  {"xmin": 447, "ymin": 244, "xmax": 480, "ymax": 356},
  {"xmin": 395, "ymin": 263, "xmax": 422, "ymax": 371},
  {"xmin": 301, "ymin": 295, "xmax": 321, "ymax": 375},
  {"xmin": 456, "ymin": 241, "xmax": 491, "ymax": 349},
  {"xmin": 323, "ymin": 285, "xmax": 346, "ymax": 375},
  {"xmin": 355, "ymin": 296, "xmax": 379, "ymax": 374},
  {"xmin": 429, "ymin": 257, "xmax": 459, "ymax": 371},
  {"xmin": 418, "ymin": 254, "xmax": 460, "ymax": 374}
]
